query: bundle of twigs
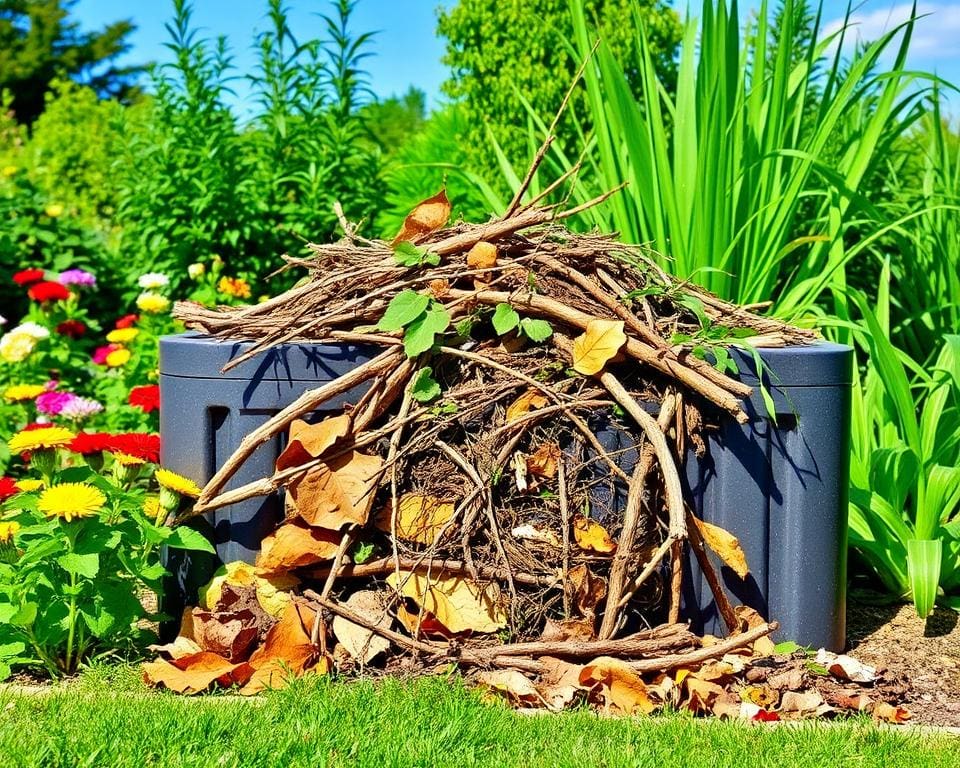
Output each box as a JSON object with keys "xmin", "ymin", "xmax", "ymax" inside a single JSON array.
[{"xmin": 171, "ymin": 141, "xmax": 812, "ymax": 675}]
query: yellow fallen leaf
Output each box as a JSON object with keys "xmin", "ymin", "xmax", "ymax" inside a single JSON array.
[
  {"xmin": 143, "ymin": 651, "xmax": 253, "ymax": 695},
  {"xmin": 476, "ymin": 669, "xmax": 544, "ymax": 706},
  {"xmin": 276, "ymin": 414, "xmax": 351, "ymax": 472},
  {"xmin": 466, "ymin": 241, "xmax": 498, "ymax": 270},
  {"xmin": 579, "ymin": 657, "xmax": 656, "ymax": 715},
  {"xmin": 331, "ymin": 590, "xmax": 392, "ymax": 664},
  {"xmin": 505, "ymin": 388, "xmax": 549, "ymax": 423},
  {"xmin": 386, "ymin": 570, "xmax": 507, "ymax": 634},
  {"xmin": 287, "ymin": 449, "xmax": 383, "ymax": 530},
  {"xmin": 375, "ymin": 493, "xmax": 456, "ymax": 544},
  {"xmin": 199, "ymin": 561, "xmax": 299, "ymax": 618},
  {"xmin": 692, "ymin": 515, "xmax": 750, "ymax": 579},
  {"xmin": 393, "ymin": 188, "xmax": 450, "ymax": 244},
  {"xmin": 571, "ymin": 319, "xmax": 627, "ymax": 375},
  {"xmin": 573, "ymin": 515, "xmax": 617, "ymax": 554}
]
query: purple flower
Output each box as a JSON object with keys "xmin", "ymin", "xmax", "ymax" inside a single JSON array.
[
  {"xmin": 57, "ymin": 269, "xmax": 97, "ymax": 288},
  {"xmin": 35, "ymin": 391, "xmax": 78, "ymax": 416},
  {"xmin": 58, "ymin": 396, "xmax": 104, "ymax": 420}
]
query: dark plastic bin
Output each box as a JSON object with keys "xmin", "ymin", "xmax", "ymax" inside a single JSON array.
[
  {"xmin": 158, "ymin": 333, "xmax": 376, "ymax": 625},
  {"xmin": 159, "ymin": 333, "xmax": 852, "ymax": 651}
]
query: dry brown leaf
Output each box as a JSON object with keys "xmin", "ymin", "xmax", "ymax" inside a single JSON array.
[
  {"xmin": 466, "ymin": 241, "xmax": 498, "ymax": 270},
  {"xmin": 567, "ymin": 564, "xmax": 607, "ymax": 619},
  {"xmin": 199, "ymin": 561, "xmax": 299, "ymax": 618},
  {"xmin": 540, "ymin": 618, "xmax": 594, "ymax": 642},
  {"xmin": 734, "ymin": 605, "xmax": 777, "ymax": 656},
  {"xmin": 287, "ymin": 449, "xmax": 383, "ymax": 529},
  {"xmin": 191, "ymin": 611, "xmax": 260, "ymax": 661},
  {"xmin": 813, "ymin": 649, "xmax": 877, "ymax": 683},
  {"xmin": 386, "ymin": 570, "xmax": 507, "ymax": 634},
  {"xmin": 393, "ymin": 189, "xmax": 450, "ymax": 244},
  {"xmin": 527, "ymin": 442, "xmax": 560, "ymax": 478},
  {"xmin": 683, "ymin": 676, "xmax": 725, "ymax": 714},
  {"xmin": 538, "ymin": 656, "xmax": 583, "ymax": 711},
  {"xmin": 275, "ymin": 415, "xmax": 351, "ymax": 472},
  {"xmin": 148, "ymin": 634, "xmax": 202, "ymax": 661},
  {"xmin": 692, "ymin": 515, "xmax": 750, "ymax": 579},
  {"xmin": 142, "ymin": 651, "xmax": 253, "ymax": 695},
  {"xmin": 429, "ymin": 279, "xmax": 450, "ymax": 299},
  {"xmin": 511, "ymin": 523, "xmax": 561, "ymax": 548},
  {"xmin": 374, "ymin": 493, "xmax": 456, "ymax": 545},
  {"xmin": 476, "ymin": 669, "xmax": 544, "ymax": 706},
  {"xmin": 505, "ymin": 389, "xmax": 549, "ymax": 423},
  {"xmin": 778, "ymin": 690, "xmax": 830, "ymax": 719},
  {"xmin": 741, "ymin": 684, "xmax": 779, "ymax": 708},
  {"xmin": 579, "ymin": 657, "xmax": 656, "ymax": 715},
  {"xmin": 871, "ymin": 702, "xmax": 911, "ymax": 724},
  {"xmin": 572, "ymin": 515, "xmax": 617, "ymax": 554},
  {"xmin": 240, "ymin": 602, "xmax": 320, "ymax": 695},
  {"xmin": 255, "ymin": 522, "xmax": 342, "ymax": 573},
  {"xmin": 331, "ymin": 590, "xmax": 392, "ymax": 664},
  {"xmin": 571, "ymin": 319, "xmax": 627, "ymax": 375},
  {"xmin": 395, "ymin": 603, "xmax": 453, "ymax": 639}
]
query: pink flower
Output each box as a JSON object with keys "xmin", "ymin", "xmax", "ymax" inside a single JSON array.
[
  {"xmin": 36, "ymin": 391, "xmax": 78, "ymax": 416},
  {"xmin": 59, "ymin": 396, "xmax": 103, "ymax": 420},
  {"xmin": 92, "ymin": 343, "xmax": 121, "ymax": 365}
]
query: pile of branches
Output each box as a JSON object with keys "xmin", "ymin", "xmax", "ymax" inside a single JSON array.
[{"xmin": 161, "ymin": 161, "xmax": 824, "ymax": 706}]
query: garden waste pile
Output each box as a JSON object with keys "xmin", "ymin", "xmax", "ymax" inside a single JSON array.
[{"xmin": 146, "ymin": 178, "xmax": 909, "ymax": 723}]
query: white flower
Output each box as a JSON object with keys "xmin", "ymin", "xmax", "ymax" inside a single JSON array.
[
  {"xmin": 13, "ymin": 322, "xmax": 50, "ymax": 340},
  {"xmin": 138, "ymin": 272, "xmax": 170, "ymax": 290},
  {"xmin": 0, "ymin": 331, "xmax": 36, "ymax": 362},
  {"xmin": 187, "ymin": 263, "xmax": 206, "ymax": 280},
  {"xmin": 0, "ymin": 314, "xmax": 6, "ymax": 326}
]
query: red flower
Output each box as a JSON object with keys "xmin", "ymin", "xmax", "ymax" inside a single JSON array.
[
  {"xmin": 13, "ymin": 268, "xmax": 45, "ymax": 286},
  {"xmin": 752, "ymin": 710, "xmax": 780, "ymax": 722},
  {"xmin": 128, "ymin": 385, "xmax": 160, "ymax": 413},
  {"xmin": 108, "ymin": 432, "xmax": 161, "ymax": 463},
  {"xmin": 68, "ymin": 432, "xmax": 161, "ymax": 463},
  {"xmin": 56, "ymin": 319, "xmax": 87, "ymax": 338},
  {"xmin": 0, "ymin": 477, "xmax": 17, "ymax": 502},
  {"xmin": 115, "ymin": 314, "xmax": 140, "ymax": 329},
  {"xmin": 68, "ymin": 432, "xmax": 115, "ymax": 455},
  {"xmin": 28, "ymin": 280, "xmax": 71, "ymax": 303}
]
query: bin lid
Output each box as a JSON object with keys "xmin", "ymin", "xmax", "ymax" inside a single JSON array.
[
  {"xmin": 729, "ymin": 341, "xmax": 853, "ymax": 387},
  {"xmin": 159, "ymin": 332, "xmax": 378, "ymax": 381}
]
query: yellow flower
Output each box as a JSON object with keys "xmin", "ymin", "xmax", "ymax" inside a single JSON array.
[
  {"xmin": 7, "ymin": 426, "xmax": 75, "ymax": 454},
  {"xmin": 3, "ymin": 384, "xmax": 46, "ymax": 402},
  {"xmin": 1, "ymin": 165, "xmax": 17, "ymax": 178},
  {"xmin": 136, "ymin": 292, "xmax": 170, "ymax": 314},
  {"xmin": 155, "ymin": 468, "xmax": 202, "ymax": 498},
  {"xmin": 218, "ymin": 277, "xmax": 252, "ymax": 299},
  {"xmin": 105, "ymin": 348, "xmax": 131, "ymax": 367},
  {"xmin": 111, "ymin": 451, "xmax": 145, "ymax": 466},
  {"xmin": 144, "ymin": 496, "xmax": 165, "ymax": 524},
  {"xmin": 106, "ymin": 328, "xmax": 139, "ymax": 344},
  {"xmin": 0, "ymin": 521, "xmax": 20, "ymax": 543},
  {"xmin": 15, "ymin": 479, "xmax": 44, "ymax": 492},
  {"xmin": 0, "ymin": 331, "xmax": 37, "ymax": 363},
  {"xmin": 37, "ymin": 483, "xmax": 105, "ymax": 522},
  {"xmin": 187, "ymin": 262, "xmax": 206, "ymax": 279},
  {"xmin": 44, "ymin": 203, "xmax": 64, "ymax": 218}
]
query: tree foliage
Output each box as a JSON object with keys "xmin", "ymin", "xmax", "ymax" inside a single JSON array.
[
  {"xmin": 436, "ymin": 0, "xmax": 682, "ymax": 174},
  {"xmin": 0, "ymin": 0, "xmax": 142, "ymax": 124}
]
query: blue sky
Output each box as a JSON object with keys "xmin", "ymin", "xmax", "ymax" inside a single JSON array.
[{"xmin": 72, "ymin": 1, "xmax": 960, "ymax": 109}]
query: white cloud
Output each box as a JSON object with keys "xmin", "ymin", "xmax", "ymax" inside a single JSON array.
[{"xmin": 821, "ymin": 2, "xmax": 960, "ymax": 57}]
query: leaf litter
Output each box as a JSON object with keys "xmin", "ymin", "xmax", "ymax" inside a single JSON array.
[{"xmin": 146, "ymin": 114, "xmax": 911, "ymax": 723}]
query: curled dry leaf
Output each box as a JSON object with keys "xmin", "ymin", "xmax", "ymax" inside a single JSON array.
[
  {"xmin": 466, "ymin": 241, "xmax": 498, "ymax": 270},
  {"xmin": 199, "ymin": 561, "xmax": 299, "ymax": 618},
  {"xmin": 287, "ymin": 449, "xmax": 384, "ymax": 529},
  {"xmin": 734, "ymin": 606, "xmax": 777, "ymax": 656},
  {"xmin": 572, "ymin": 515, "xmax": 617, "ymax": 554},
  {"xmin": 429, "ymin": 279, "xmax": 450, "ymax": 299},
  {"xmin": 375, "ymin": 493, "xmax": 456, "ymax": 545},
  {"xmin": 505, "ymin": 388, "xmax": 548, "ymax": 423},
  {"xmin": 682, "ymin": 676, "xmax": 725, "ymax": 714},
  {"xmin": 526, "ymin": 442, "xmax": 560, "ymax": 478},
  {"xmin": 148, "ymin": 610, "xmax": 202, "ymax": 660},
  {"xmin": 256, "ymin": 522, "xmax": 342, "ymax": 573},
  {"xmin": 476, "ymin": 669, "xmax": 544, "ymax": 706},
  {"xmin": 871, "ymin": 702, "xmax": 911, "ymax": 724},
  {"xmin": 511, "ymin": 523, "xmax": 561, "ymax": 548},
  {"xmin": 393, "ymin": 188, "xmax": 451, "ymax": 245},
  {"xmin": 241, "ymin": 601, "xmax": 322, "ymax": 695},
  {"xmin": 386, "ymin": 570, "xmax": 507, "ymax": 634},
  {"xmin": 579, "ymin": 657, "xmax": 656, "ymax": 715},
  {"xmin": 512, "ymin": 451, "xmax": 529, "ymax": 491},
  {"xmin": 540, "ymin": 618, "xmax": 594, "ymax": 642},
  {"xmin": 538, "ymin": 656, "xmax": 583, "ymax": 711},
  {"xmin": 691, "ymin": 515, "xmax": 750, "ymax": 579},
  {"xmin": 813, "ymin": 648, "xmax": 877, "ymax": 683},
  {"xmin": 143, "ymin": 651, "xmax": 253, "ymax": 695},
  {"xmin": 566, "ymin": 564, "xmax": 607, "ymax": 619},
  {"xmin": 275, "ymin": 414, "xmax": 351, "ymax": 472},
  {"xmin": 778, "ymin": 690, "xmax": 831, "ymax": 719},
  {"xmin": 395, "ymin": 603, "xmax": 454, "ymax": 639},
  {"xmin": 332, "ymin": 590, "xmax": 392, "ymax": 664},
  {"xmin": 571, "ymin": 319, "xmax": 627, "ymax": 376}
]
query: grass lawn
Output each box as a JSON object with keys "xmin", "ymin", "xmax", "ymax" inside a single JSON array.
[{"xmin": 0, "ymin": 666, "xmax": 957, "ymax": 768}]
